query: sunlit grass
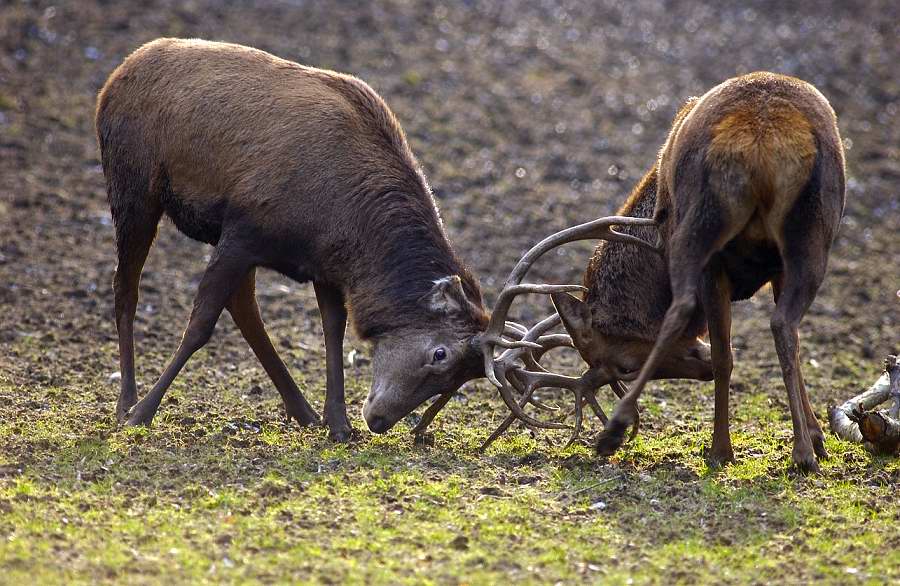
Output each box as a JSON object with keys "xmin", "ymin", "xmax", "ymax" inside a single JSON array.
[{"xmin": 0, "ymin": 359, "xmax": 897, "ymax": 584}]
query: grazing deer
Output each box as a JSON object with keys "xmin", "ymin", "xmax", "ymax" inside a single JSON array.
[
  {"xmin": 96, "ymin": 38, "xmax": 653, "ymax": 440},
  {"xmin": 552, "ymin": 73, "xmax": 845, "ymax": 472}
]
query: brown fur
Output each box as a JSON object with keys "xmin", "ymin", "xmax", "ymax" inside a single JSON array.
[
  {"xmin": 707, "ymin": 102, "xmax": 816, "ymax": 207},
  {"xmin": 565, "ymin": 72, "xmax": 845, "ymax": 472},
  {"xmin": 584, "ymin": 168, "xmax": 706, "ymax": 344},
  {"xmin": 96, "ymin": 38, "xmax": 486, "ymax": 337},
  {"xmin": 97, "ymin": 39, "xmax": 488, "ymax": 437}
]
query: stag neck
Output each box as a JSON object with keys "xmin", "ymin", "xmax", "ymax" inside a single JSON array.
[{"xmin": 345, "ymin": 190, "xmax": 485, "ymax": 339}]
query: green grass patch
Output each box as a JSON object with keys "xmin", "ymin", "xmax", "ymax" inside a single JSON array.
[{"xmin": 0, "ymin": 376, "xmax": 897, "ymax": 584}]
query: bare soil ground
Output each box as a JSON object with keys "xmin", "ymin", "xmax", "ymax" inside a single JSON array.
[{"xmin": 0, "ymin": 0, "xmax": 898, "ymax": 583}]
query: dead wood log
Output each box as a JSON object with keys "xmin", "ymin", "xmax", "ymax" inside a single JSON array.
[{"xmin": 829, "ymin": 355, "xmax": 900, "ymax": 455}]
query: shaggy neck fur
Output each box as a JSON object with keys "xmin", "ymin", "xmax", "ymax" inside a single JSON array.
[
  {"xmin": 347, "ymin": 186, "xmax": 488, "ymax": 340},
  {"xmin": 584, "ymin": 168, "xmax": 706, "ymax": 341}
]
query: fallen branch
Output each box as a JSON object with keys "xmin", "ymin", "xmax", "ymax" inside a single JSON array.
[{"xmin": 829, "ymin": 355, "xmax": 900, "ymax": 454}]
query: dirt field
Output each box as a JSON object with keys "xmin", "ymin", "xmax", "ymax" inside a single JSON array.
[{"xmin": 1, "ymin": 0, "xmax": 898, "ymax": 583}]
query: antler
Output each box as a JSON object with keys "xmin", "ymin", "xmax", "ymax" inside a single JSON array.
[
  {"xmin": 482, "ymin": 363, "xmax": 613, "ymax": 450},
  {"xmin": 475, "ymin": 215, "xmax": 657, "ymax": 447},
  {"xmin": 490, "ymin": 314, "xmax": 575, "ymax": 429},
  {"xmin": 479, "ymin": 311, "xmax": 614, "ymax": 449},
  {"xmin": 476, "ymin": 215, "xmax": 659, "ymax": 388},
  {"xmin": 409, "ymin": 321, "xmax": 544, "ymax": 435},
  {"xmin": 412, "ymin": 216, "xmax": 656, "ymax": 443}
]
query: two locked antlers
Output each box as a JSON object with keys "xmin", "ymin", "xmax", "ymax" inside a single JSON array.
[{"xmin": 412, "ymin": 215, "xmax": 659, "ymax": 446}]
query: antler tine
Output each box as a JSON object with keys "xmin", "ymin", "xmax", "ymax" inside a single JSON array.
[
  {"xmin": 565, "ymin": 390, "xmax": 584, "ymax": 448},
  {"xmin": 512, "ymin": 368, "xmax": 604, "ymax": 393},
  {"xmin": 504, "ymin": 215, "xmax": 658, "ymax": 289},
  {"xmin": 496, "ymin": 373, "xmax": 571, "ymax": 431},
  {"xmin": 506, "ymin": 364, "xmax": 564, "ymax": 414},
  {"xmin": 479, "ymin": 413, "xmax": 519, "ymax": 451},
  {"xmin": 480, "ymin": 284, "xmax": 586, "ymax": 385},
  {"xmin": 515, "ymin": 358, "xmax": 561, "ymax": 413},
  {"xmin": 486, "ymin": 366, "xmax": 612, "ymax": 447},
  {"xmin": 483, "ymin": 311, "xmax": 569, "ymax": 387},
  {"xmin": 483, "ymin": 367, "xmax": 577, "ymax": 450},
  {"xmin": 518, "ymin": 332, "xmax": 573, "ymax": 410},
  {"xmin": 409, "ymin": 391, "xmax": 455, "ymax": 436},
  {"xmin": 504, "ymin": 321, "xmax": 529, "ymax": 339},
  {"xmin": 408, "ymin": 318, "xmax": 565, "ymax": 437},
  {"xmin": 479, "ymin": 371, "xmax": 544, "ymax": 451},
  {"xmin": 479, "ymin": 215, "xmax": 658, "ymax": 387},
  {"xmin": 408, "ymin": 320, "xmax": 567, "ymax": 437},
  {"xmin": 583, "ymin": 391, "xmax": 609, "ymax": 425},
  {"xmin": 530, "ymin": 334, "xmax": 574, "ymax": 362},
  {"xmin": 497, "ymin": 313, "xmax": 564, "ymax": 361},
  {"xmin": 485, "ymin": 313, "xmax": 579, "ymax": 433}
]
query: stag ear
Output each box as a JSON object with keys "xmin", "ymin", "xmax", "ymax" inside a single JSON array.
[
  {"xmin": 424, "ymin": 275, "xmax": 473, "ymax": 317},
  {"xmin": 551, "ymin": 292, "xmax": 593, "ymax": 350}
]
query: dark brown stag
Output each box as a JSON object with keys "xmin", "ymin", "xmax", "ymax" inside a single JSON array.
[
  {"xmin": 96, "ymin": 38, "xmax": 654, "ymax": 441},
  {"xmin": 512, "ymin": 73, "xmax": 844, "ymax": 472}
]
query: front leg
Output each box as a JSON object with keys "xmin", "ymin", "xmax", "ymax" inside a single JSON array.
[{"xmin": 314, "ymin": 281, "xmax": 352, "ymax": 442}]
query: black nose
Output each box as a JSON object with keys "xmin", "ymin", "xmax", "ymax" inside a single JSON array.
[{"xmin": 367, "ymin": 415, "xmax": 390, "ymax": 434}]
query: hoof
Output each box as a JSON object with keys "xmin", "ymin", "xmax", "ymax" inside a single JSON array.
[
  {"xmin": 595, "ymin": 418, "xmax": 628, "ymax": 457},
  {"xmin": 812, "ymin": 437, "xmax": 830, "ymax": 460},
  {"xmin": 116, "ymin": 387, "xmax": 138, "ymax": 425},
  {"xmin": 123, "ymin": 416, "xmax": 151, "ymax": 427},
  {"xmin": 413, "ymin": 431, "xmax": 435, "ymax": 447},
  {"xmin": 325, "ymin": 406, "xmax": 352, "ymax": 442},
  {"xmin": 116, "ymin": 399, "xmax": 137, "ymax": 425},
  {"xmin": 793, "ymin": 450, "xmax": 821, "ymax": 475},
  {"xmin": 328, "ymin": 424, "xmax": 353, "ymax": 443},
  {"xmin": 704, "ymin": 447, "xmax": 735, "ymax": 469},
  {"xmin": 287, "ymin": 404, "xmax": 321, "ymax": 427},
  {"xmin": 124, "ymin": 401, "xmax": 155, "ymax": 427}
]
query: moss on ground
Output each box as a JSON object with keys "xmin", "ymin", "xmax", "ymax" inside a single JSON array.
[{"xmin": 1, "ymin": 361, "xmax": 898, "ymax": 584}]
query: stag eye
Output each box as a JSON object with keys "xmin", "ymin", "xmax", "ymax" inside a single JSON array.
[{"xmin": 432, "ymin": 347, "xmax": 447, "ymax": 363}]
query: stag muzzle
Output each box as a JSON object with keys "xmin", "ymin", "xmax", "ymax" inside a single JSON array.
[{"xmin": 362, "ymin": 387, "xmax": 398, "ymax": 434}]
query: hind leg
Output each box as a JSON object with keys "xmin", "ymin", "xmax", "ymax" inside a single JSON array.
[
  {"xmin": 770, "ymin": 254, "xmax": 829, "ymax": 473},
  {"xmin": 111, "ymin": 200, "xmax": 162, "ymax": 423},
  {"xmin": 772, "ymin": 275, "xmax": 828, "ymax": 461},
  {"xmin": 125, "ymin": 238, "xmax": 253, "ymax": 426},
  {"xmin": 768, "ymin": 147, "xmax": 843, "ymax": 472},
  {"xmin": 701, "ymin": 260, "xmax": 735, "ymax": 467},
  {"xmin": 227, "ymin": 269, "xmax": 320, "ymax": 426}
]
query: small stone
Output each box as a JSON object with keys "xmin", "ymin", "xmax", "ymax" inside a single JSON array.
[
  {"xmin": 589, "ymin": 501, "xmax": 607, "ymax": 511},
  {"xmin": 450, "ymin": 535, "xmax": 469, "ymax": 550}
]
